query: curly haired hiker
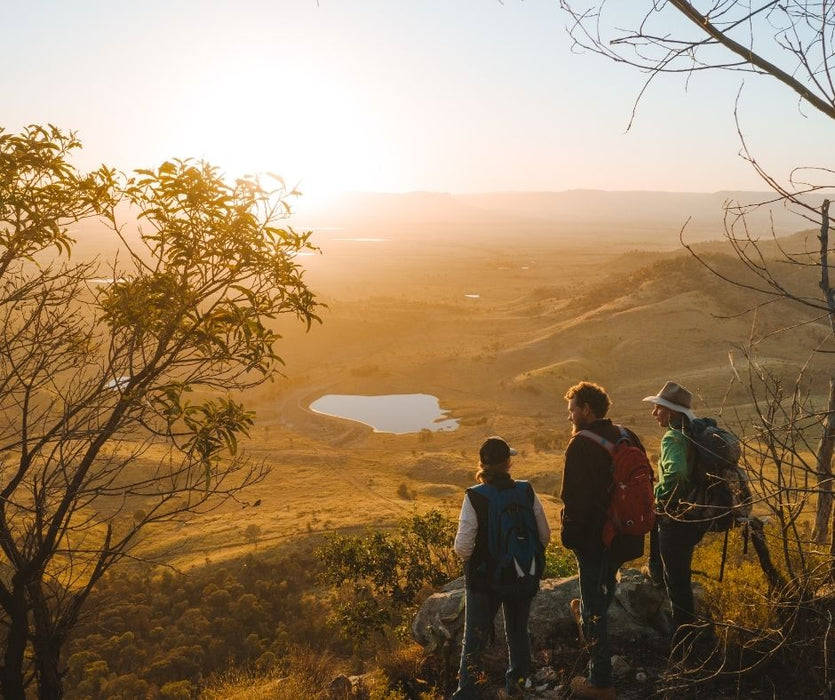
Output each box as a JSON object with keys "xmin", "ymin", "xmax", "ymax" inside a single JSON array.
[{"xmin": 561, "ymin": 381, "xmax": 647, "ymax": 700}]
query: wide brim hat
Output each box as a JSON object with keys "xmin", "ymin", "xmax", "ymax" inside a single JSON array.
[{"xmin": 642, "ymin": 381, "xmax": 696, "ymax": 421}]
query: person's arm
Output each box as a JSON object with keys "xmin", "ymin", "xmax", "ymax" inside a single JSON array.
[
  {"xmin": 654, "ymin": 429, "xmax": 690, "ymax": 505},
  {"xmin": 454, "ymin": 493, "xmax": 478, "ymax": 560},
  {"xmin": 559, "ymin": 438, "xmax": 595, "ymax": 550},
  {"xmin": 532, "ymin": 491, "xmax": 551, "ymax": 548}
]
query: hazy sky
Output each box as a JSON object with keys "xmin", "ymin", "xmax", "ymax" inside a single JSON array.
[{"xmin": 3, "ymin": 1, "xmax": 831, "ymax": 201}]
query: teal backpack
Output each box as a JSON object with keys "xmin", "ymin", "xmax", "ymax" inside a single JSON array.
[{"xmin": 468, "ymin": 481, "xmax": 545, "ymax": 598}]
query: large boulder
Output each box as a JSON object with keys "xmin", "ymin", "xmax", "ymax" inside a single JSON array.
[{"xmin": 412, "ymin": 568, "xmax": 684, "ymax": 661}]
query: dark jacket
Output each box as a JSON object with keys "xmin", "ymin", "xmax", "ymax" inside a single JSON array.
[{"xmin": 559, "ymin": 419, "xmax": 645, "ymax": 565}]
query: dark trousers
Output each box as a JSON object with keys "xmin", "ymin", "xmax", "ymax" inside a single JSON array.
[
  {"xmin": 575, "ymin": 549, "xmax": 616, "ymax": 688},
  {"xmin": 452, "ymin": 587, "xmax": 533, "ymax": 699},
  {"xmin": 657, "ymin": 517, "xmax": 704, "ymax": 631},
  {"xmin": 648, "ymin": 523, "xmax": 663, "ymax": 580}
]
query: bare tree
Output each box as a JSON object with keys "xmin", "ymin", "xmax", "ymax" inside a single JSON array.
[
  {"xmin": 244, "ymin": 524, "xmax": 263, "ymax": 550},
  {"xmin": 558, "ymin": 1, "xmax": 835, "ymax": 691},
  {"xmin": 0, "ymin": 125, "xmax": 320, "ymax": 697}
]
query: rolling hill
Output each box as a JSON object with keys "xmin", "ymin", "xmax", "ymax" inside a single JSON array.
[{"xmin": 125, "ymin": 196, "xmax": 830, "ymax": 569}]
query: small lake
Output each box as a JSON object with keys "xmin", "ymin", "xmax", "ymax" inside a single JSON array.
[{"xmin": 309, "ymin": 393, "xmax": 459, "ymax": 434}]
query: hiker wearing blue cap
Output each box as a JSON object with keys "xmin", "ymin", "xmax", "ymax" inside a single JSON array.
[{"xmin": 451, "ymin": 436, "xmax": 551, "ymax": 699}]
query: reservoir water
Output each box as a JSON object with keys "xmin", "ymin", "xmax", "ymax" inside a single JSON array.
[{"xmin": 309, "ymin": 393, "xmax": 459, "ymax": 434}]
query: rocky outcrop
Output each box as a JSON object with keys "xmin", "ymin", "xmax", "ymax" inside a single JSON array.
[{"xmin": 412, "ymin": 568, "xmax": 695, "ymax": 662}]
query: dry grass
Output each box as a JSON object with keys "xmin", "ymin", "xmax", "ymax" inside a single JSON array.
[
  {"xmin": 201, "ymin": 647, "xmax": 342, "ymax": 700},
  {"xmin": 111, "ymin": 223, "xmax": 828, "ymax": 581},
  {"xmin": 58, "ymin": 213, "xmax": 827, "ymax": 698},
  {"xmin": 200, "ymin": 670, "xmax": 293, "ymax": 700}
]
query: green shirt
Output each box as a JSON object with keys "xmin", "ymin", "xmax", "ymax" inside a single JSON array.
[{"xmin": 654, "ymin": 428, "xmax": 691, "ymax": 507}]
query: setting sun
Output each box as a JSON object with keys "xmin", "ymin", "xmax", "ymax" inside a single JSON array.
[
  {"xmin": 169, "ymin": 57, "xmax": 404, "ymax": 195},
  {"xmin": 7, "ymin": 1, "xmax": 829, "ymax": 200}
]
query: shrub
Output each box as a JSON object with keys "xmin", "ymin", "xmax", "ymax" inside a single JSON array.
[
  {"xmin": 63, "ymin": 542, "xmax": 349, "ymax": 697},
  {"xmin": 317, "ymin": 509, "xmax": 457, "ymax": 642},
  {"xmin": 673, "ymin": 523, "xmax": 835, "ymax": 696},
  {"xmin": 160, "ymin": 680, "xmax": 194, "ymax": 699},
  {"xmin": 544, "ymin": 540, "xmax": 577, "ymax": 578}
]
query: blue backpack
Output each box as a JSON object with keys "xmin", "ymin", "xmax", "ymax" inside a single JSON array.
[{"xmin": 468, "ymin": 481, "xmax": 545, "ymax": 597}]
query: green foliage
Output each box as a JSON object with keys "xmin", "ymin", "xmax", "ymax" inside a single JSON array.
[
  {"xmin": 0, "ymin": 125, "xmax": 323, "ymax": 698},
  {"xmin": 0, "ymin": 123, "xmax": 116, "ymax": 266},
  {"xmin": 697, "ymin": 525, "xmax": 830, "ymax": 614},
  {"xmin": 543, "ymin": 540, "xmax": 578, "ymax": 578},
  {"xmin": 159, "ymin": 680, "xmax": 194, "ymax": 699},
  {"xmin": 64, "ymin": 546, "xmax": 342, "ymax": 698},
  {"xmin": 317, "ymin": 509, "xmax": 458, "ymax": 641},
  {"xmin": 695, "ymin": 530, "xmax": 776, "ymax": 631}
]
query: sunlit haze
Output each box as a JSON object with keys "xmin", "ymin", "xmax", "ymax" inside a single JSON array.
[{"xmin": 4, "ymin": 1, "xmax": 831, "ymax": 204}]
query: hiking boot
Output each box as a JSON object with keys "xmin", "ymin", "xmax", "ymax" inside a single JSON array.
[
  {"xmin": 569, "ymin": 597, "xmax": 585, "ymax": 646},
  {"xmin": 640, "ymin": 563, "xmax": 664, "ymax": 588},
  {"xmin": 569, "ymin": 676, "xmax": 616, "ymax": 699}
]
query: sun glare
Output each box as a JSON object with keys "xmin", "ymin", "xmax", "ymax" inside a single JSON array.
[{"xmin": 171, "ymin": 60, "xmax": 402, "ymax": 198}]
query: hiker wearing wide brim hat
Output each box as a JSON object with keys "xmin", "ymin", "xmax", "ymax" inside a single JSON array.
[
  {"xmin": 642, "ymin": 381, "xmax": 697, "ymax": 423},
  {"xmin": 642, "ymin": 381, "xmax": 705, "ymax": 640}
]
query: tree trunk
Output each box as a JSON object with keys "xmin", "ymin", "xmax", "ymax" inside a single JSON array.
[
  {"xmin": 814, "ymin": 199, "xmax": 835, "ymax": 546},
  {"xmin": 812, "ymin": 378, "xmax": 835, "ymax": 544},
  {"xmin": 748, "ymin": 518, "xmax": 786, "ymax": 591},
  {"xmin": 31, "ymin": 638, "xmax": 63, "ymax": 700},
  {"xmin": 29, "ymin": 581, "xmax": 65, "ymax": 700},
  {"xmin": 0, "ymin": 585, "xmax": 30, "ymax": 700},
  {"xmin": 832, "ymin": 496, "xmax": 835, "ymax": 582}
]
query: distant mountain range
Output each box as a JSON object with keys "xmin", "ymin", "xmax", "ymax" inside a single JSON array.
[{"xmin": 299, "ymin": 189, "xmax": 814, "ymax": 249}]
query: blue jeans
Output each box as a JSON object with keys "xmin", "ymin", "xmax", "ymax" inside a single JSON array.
[
  {"xmin": 575, "ymin": 550, "xmax": 616, "ymax": 688},
  {"xmin": 452, "ymin": 587, "xmax": 532, "ymax": 698},
  {"xmin": 657, "ymin": 516, "xmax": 704, "ymax": 632}
]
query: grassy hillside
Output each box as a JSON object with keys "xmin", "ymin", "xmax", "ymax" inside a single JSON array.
[
  {"xmin": 56, "ymin": 198, "xmax": 835, "ymax": 698},
  {"xmin": 116, "ymin": 206, "xmax": 831, "ymax": 573}
]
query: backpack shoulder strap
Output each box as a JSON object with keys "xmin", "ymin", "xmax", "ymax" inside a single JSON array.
[
  {"xmin": 576, "ymin": 429, "xmax": 615, "ymax": 455},
  {"xmin": 614, "ymin": 424, "xmax": 635, "ymax": 445},
  {"xmin": 513, "ymin": 479, "xmax": 535, "ymax": 504},
  {"xmin": 468, "ymin": 482, "xmax": 497, "ymax": 502},
  {"xmin": 683, "ymin": 421, "xmax": 703, "ymax": 475}
]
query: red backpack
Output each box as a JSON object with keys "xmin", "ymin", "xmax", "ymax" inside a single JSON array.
[{"xmin": 577, "ymin": 426, "xmax": 656, "ymax": 547}]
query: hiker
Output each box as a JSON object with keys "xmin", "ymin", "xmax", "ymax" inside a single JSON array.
[
  {"xmin": 561, "ymin": 381, "xmax": 646, "ymax": 700},
  {"xmin": 642, "ymin": 381, "xmax": 705, "ymax": 638},
  {"xmin": 451, "ymin": 436, "xmax": 551, "ymax": 699}
]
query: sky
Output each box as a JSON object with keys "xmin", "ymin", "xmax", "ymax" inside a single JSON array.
[{"xmin": 3, "ymin": 1, "xmax": 832, "ymax": 204}]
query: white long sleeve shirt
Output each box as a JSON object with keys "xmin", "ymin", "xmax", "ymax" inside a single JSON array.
[{"xmin": 454, "ymin": 487, "xmax": 551, "ymax": 561}]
